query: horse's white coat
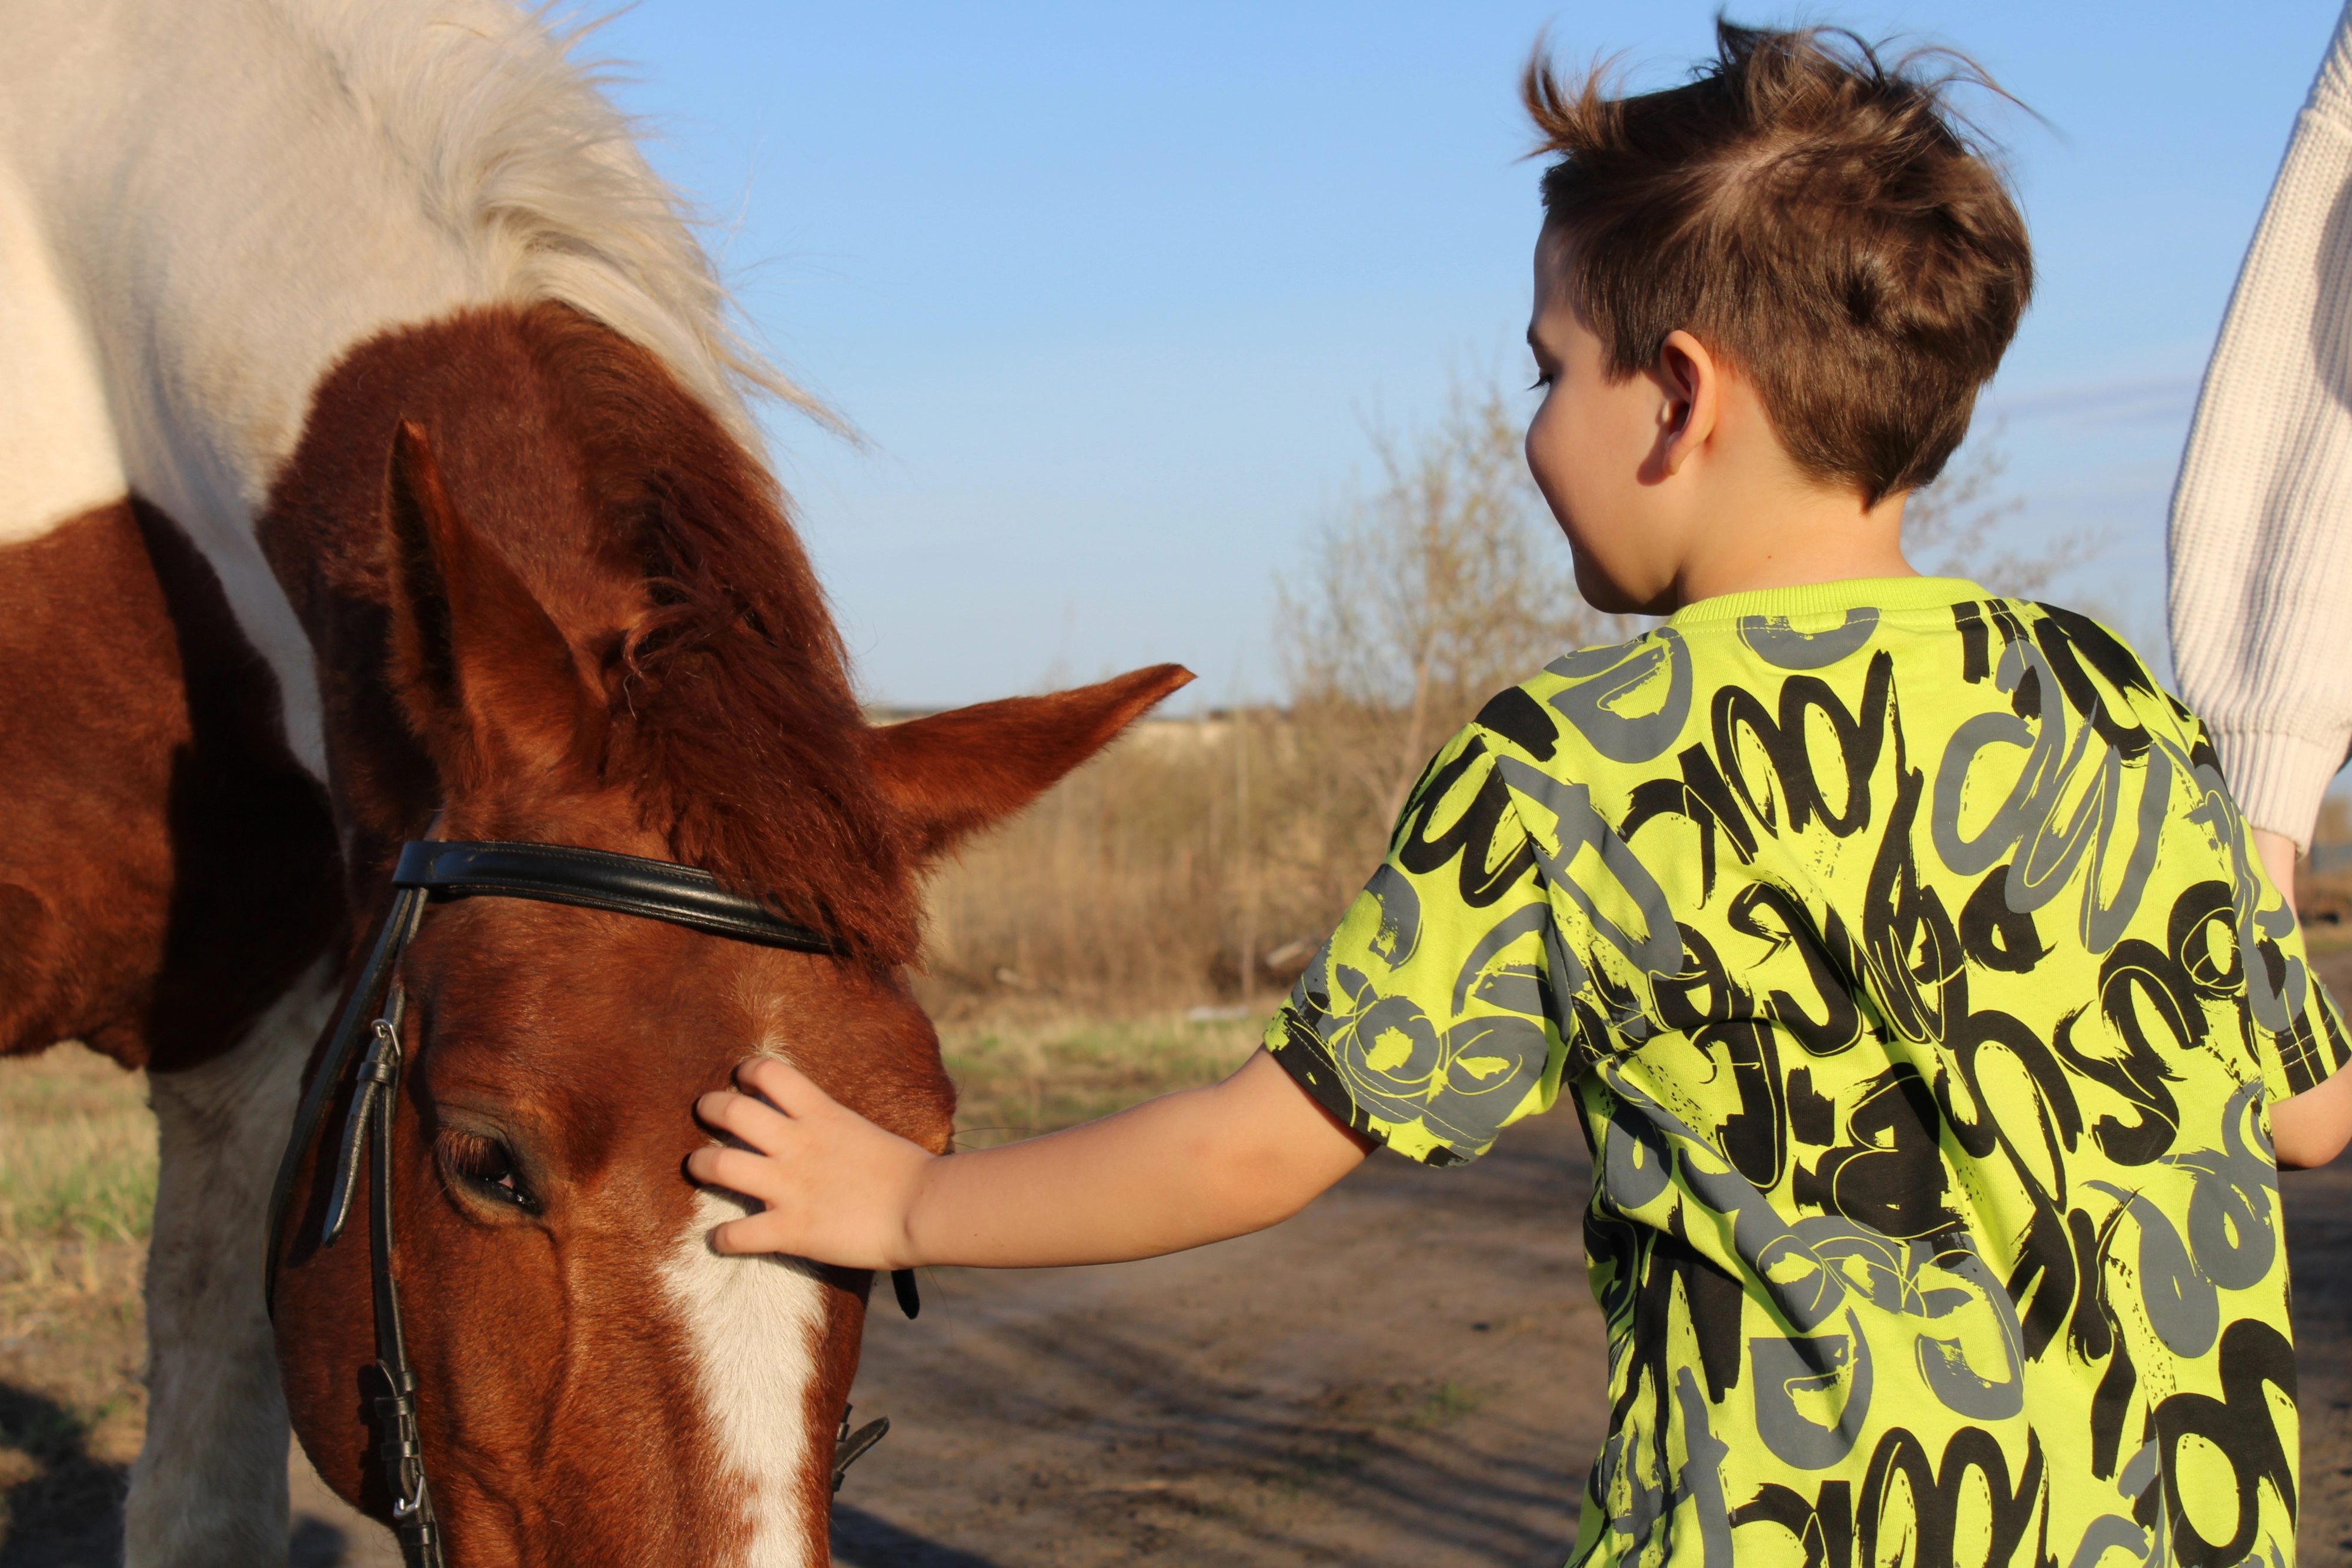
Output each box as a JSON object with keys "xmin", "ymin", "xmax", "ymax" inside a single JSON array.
[
  {"xmin": 0, "ymin": 166, "xmax": 126, "ymax": 545},
  {"xmin": 662, "ymin": 1188, "xmax": 832, "ymax": 1568},
  {"xmin": 0, "ymin": 0, "xmax": 804, "ymax": 774},
  {"xmin": 125, "ymin": 962, "xmax": 339, "ymax": 1568}
]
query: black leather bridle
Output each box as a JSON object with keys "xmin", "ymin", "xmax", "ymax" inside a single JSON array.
[{"xmin": 266, "ymin": 838, "xmax": 913, "ymax": 1568}]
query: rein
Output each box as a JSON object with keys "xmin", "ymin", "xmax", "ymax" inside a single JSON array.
[{"xmin": 265, "ymin": 838, "xmax": 913, "ymax": 1568}]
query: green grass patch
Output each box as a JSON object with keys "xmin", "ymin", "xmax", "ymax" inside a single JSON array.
[
  {"xmin": 1394, "ymin": 1379, "xmax": 1485, "ymax": 1430},
  {"xmin": 941, "ymin": 1011, "xmax": 1265, "ymax": 1148},
  {"xmin": 0, "ymin": 1047, "xmax": 157, "ymax": 1244}
]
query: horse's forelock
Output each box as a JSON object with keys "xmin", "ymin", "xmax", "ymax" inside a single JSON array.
[{"xmin": 519, "ymin": 306, "xmax": 918, "ymax": 965}]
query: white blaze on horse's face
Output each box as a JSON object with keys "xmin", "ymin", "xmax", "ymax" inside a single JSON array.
[{"xmin": 662, "ymin": 1189, "xmax": 831, "ymax": 1567}]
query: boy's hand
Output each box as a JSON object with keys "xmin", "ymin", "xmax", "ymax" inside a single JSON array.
[
  {"xmin": 689, "ymin": 1057, "xmax": 934, "ymax": 1271},
  {"xmin": 687, "ymin": 1047, "xmax": 1370, "ymax": 1272}
]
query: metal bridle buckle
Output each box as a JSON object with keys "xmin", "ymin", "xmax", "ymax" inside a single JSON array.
[{"xmin": 833, "ymin": 1405, "xmax": 891, "ymax": 1492}]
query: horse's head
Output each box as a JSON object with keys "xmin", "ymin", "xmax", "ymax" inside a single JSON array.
[{"xmin": 266, "ymin": 308, "xmax": 1190, "ymax": 1566}]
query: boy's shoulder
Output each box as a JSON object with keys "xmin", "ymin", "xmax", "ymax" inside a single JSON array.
[{"xmin": 1458, "ymin": 581, "xmax": 2216, "ymax": 791}]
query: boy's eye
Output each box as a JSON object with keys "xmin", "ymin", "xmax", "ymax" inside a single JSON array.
[{"xmin": 437, "ymin": 1128, "xmax": 536, "ymax": 1210}]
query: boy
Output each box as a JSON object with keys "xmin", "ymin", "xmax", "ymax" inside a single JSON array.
[{"xmin": 691, "ymin": 22, "xmax": 2352, "ymax": 1564}]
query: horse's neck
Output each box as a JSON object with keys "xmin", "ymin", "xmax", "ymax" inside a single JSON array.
[
  {"xmin": 0, "ymin": 1, "xmax": 505, "ymax": 774},
  {"xmin": 0, "ymin": 0, "xmax": 744, "ymax": 784}
]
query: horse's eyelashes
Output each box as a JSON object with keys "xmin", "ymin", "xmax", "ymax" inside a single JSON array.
[{"xmin": 436, "ymin": 1129, "xmax": 536, "ymax": 1211}]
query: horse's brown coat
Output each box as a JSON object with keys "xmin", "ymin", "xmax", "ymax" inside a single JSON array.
[
  {"xmin": 256, "ymin": 303, "xmax": 918, "ymax": 947},
  {"xmin": 0, "ymin": 499, "xmax": 339, "ymax": 1072},
  {"xmin": 252, "ymin": 302, "xmax": 1190, "ymax": 1561}
]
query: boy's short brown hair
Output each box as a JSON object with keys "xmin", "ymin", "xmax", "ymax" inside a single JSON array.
[{"xmin": 1525, "ymin": 21, "xmax": 2030, "ymax": 504}]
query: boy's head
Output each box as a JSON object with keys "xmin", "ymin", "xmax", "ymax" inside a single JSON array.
[{"xmin": 1522, "ymin": 21, "xmax": 2030, "ymax": 542}]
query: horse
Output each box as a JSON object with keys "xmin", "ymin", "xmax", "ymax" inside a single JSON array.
[{"xmin": 0, "ymin": 3, "xmax": 1189, "ymax": 1563}]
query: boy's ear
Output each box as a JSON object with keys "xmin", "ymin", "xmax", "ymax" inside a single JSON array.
[
  {"xmin": 1655, "ymin": 329, "xmax": 1720, "ymax": 474},
  {"xmin": 863, "ymin": 664, "xmax": 1194, "ymax": 860}
]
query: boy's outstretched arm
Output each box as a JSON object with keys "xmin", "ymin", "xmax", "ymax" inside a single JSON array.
[
  {"xmin": 687, "ymin": 1048, "xmax": 1375, "ymax": 1271},
  {"xmin": 2273, "ymin": 1063, "xmax": 2352, "ymax": 1169}
]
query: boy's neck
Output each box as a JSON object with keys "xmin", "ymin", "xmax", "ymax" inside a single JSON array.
[
  {"xmin": 1649, "ymin": 353, "xmax": 1918, "ymax": 611},
  {"xmin": 1668, "ymin": 486, "xmax": 1916, "ymax": 610}
]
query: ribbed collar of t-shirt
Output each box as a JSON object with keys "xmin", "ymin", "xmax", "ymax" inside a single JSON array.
[{"xmin": 1665, "ymin": 576, "xmax": 1991, "ymax": 629}]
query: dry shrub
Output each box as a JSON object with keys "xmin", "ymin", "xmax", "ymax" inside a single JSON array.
[
  {"xmin": 1278, "ymin": 380, "xmax": 1633, "ymax": 828},
  {"xmin": 920, "ymin": 377, "xmax": 1626, "ymax": 1011},
  {"xmin": 1903, "ymin": 420, "xmax": 2099, "ymax": 597},
  {"xmin": 917, "ymin": 712, "xmax": 1337, "ymax": 1010}
]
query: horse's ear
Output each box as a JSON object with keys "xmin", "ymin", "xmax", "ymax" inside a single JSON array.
[
  {"xmin": 864, "ymin": 664, "xmax": 1194, "ymax": 859},
  {"xmin": 382, "ymin": 420, "xmax": 596, "ymax": 785}
]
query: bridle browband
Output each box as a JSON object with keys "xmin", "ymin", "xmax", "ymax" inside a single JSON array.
[{"xmin": 266, "ymin": 837, "xmax": 910, "ymax": 1568}]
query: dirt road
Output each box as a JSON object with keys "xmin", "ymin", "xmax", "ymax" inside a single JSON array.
[
  {"xmin": 832, "ymin": 1109, "xmax": 1603, "ymax": 1567},
  {"xmin": 829, "ymin": 1119, "xmax": 2352, "ymax": 1568}
]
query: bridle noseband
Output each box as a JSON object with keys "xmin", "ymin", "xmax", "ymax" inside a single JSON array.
[{"xmin": 265, "ymin": 838, "xmax": 911, "ymax": 1568}]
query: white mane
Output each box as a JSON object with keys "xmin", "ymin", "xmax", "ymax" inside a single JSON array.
[
  {"xmin": 309, "ymin": 0, "xmax": 823, "ymax": 452},
  {"xmin": 0, "ymin": 0, "xmax": 833, "ymax": 777}
]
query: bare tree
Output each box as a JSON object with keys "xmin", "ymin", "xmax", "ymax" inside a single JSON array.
[
  {"xmin": 1277, "ymin": 377, "xmax": 1631, "ymax": 828},
  {"xmin": 1903, "ymin": 420, "xmax": 2098, "ymax": 597}
]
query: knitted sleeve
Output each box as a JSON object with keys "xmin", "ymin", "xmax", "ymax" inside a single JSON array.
[{"xmin": 2168, "ymin": 1, "xmax": 2352, "ymax": 850}]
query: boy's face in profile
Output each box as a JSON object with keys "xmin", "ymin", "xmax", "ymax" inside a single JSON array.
[{"xmin": 1524, "ymin": 230, "xmax": 1689, "ymax": 616}]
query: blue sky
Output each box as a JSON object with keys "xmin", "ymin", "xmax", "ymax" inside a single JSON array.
[{"xmin": 590, "ymin": 1, "xmax": 2347, "ymax": 711}]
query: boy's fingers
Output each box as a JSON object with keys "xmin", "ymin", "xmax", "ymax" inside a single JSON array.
[
  {"xmin": 687, "ymin": 1144, "xmax": 788, "ymax": 1199},
  {"xmin": 737, "ymin": 1055, "xmax": 826, "ymax": 1111},
  {"xmin": 685, "ymin": 1144, "xmax": 747, "ymax": 1189},
  {"xmin": 709, "ymin": 1215, "xmax": 763, "ymax": 1255},
  {"xmin": 697, "ymin": 1088, "xmax": 793, "ymax": 1149},
  {"xmin": 712, "ymin": 1210, "xmax": 806, "ymax": 1258}
]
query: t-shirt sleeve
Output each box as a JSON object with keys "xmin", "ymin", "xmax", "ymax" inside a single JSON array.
[
  {"xmin": 1263, "ymin": 723, "xmax": 1588, "ymax": 1166},
  {"xmin": 2177, "ymin": 706, "xmax": 2352, "ymax": 1104},
  {"xmin": 2244, "ymin": 831, "xmax": 2352, "ymax": 1105}
]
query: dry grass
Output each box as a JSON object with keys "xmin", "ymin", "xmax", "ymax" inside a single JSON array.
[
  {"xmin": 0, "ymin": 1044, "xmax": 154, "ymax": 1329},
  {"xmin": 0, "ymin": 1045, "xmax": 155, "ymax": 1560},
  {"xmin": 917, "ymin": 713, "xmax": 1399, "ymax": 1016},
  {"xmin": 927, "ymin": 1005, "xmax": 1267, "ymax": 1149}
]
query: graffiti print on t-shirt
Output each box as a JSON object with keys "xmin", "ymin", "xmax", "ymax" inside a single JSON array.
[{"xmin": 1268, "ymin": 579, "xmax": 2347, "ymax": 1568}]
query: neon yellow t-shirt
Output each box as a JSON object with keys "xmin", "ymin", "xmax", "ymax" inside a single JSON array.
[{"xmin": 1267, "ymin": 577, "xmax": 2347, "ymax": 1567}]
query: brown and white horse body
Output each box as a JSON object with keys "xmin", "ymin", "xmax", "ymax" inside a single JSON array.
[
  {"xmin": 0, "ymin": 0, "xmax": 780, "ymax": 767},
  {"xmin": 0, "ymin": 5, "xmax": 1187, "ymax": 1564}
]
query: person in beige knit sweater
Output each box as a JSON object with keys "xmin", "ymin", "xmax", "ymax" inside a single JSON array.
[{"xmin": 2173, "ymin": 3, "xmax": 2352, "ymax": 910}]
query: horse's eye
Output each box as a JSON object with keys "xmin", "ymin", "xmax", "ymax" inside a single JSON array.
[{"xmin": 437, "ymin": 1129, "xmax": 536, "ymax": 1211}]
